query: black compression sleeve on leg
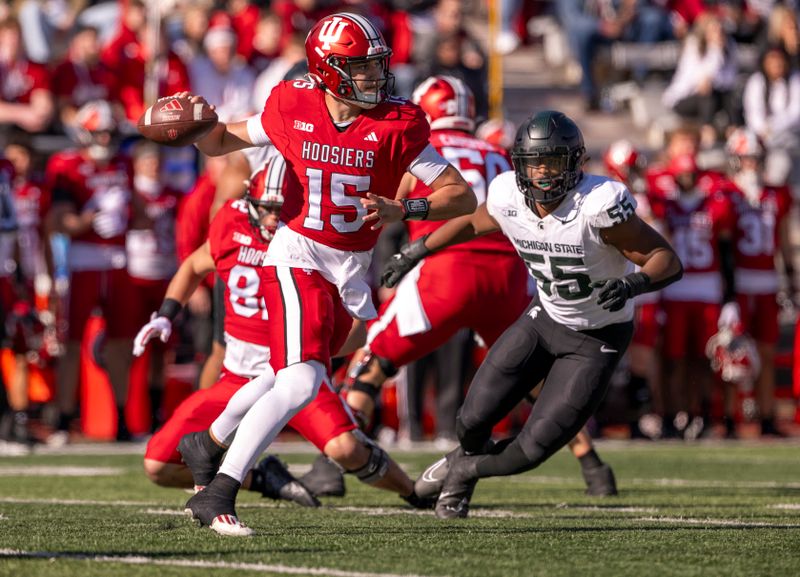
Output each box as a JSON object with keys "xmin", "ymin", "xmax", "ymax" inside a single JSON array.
[{"xmin": 474, "ymin": 439, "xmax": 532, "ymax": 478}]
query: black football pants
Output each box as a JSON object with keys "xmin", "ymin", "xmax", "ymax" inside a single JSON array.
[{"xmin": 457, "ymin": 299, "xmax": 633, "ymax": 479}]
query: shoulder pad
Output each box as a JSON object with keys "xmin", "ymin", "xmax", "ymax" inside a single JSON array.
[{"xmin": 582, "ymin": 177, "xmax": 638, "ymax": 228}]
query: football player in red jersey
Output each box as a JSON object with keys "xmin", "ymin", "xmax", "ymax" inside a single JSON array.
[
  {"xmin": 126, "ymin": 141, "xmax": 181, "ymax": 430},
  {"xmin": 162, "ymin": 12, "xmax": 475, "ymax": 535},
  {"xmin": 138, "ymin": 160, "xmax": 315, "ymax": 507},
  {"xmin": 724, "ymin": 129, "xmax": 794, "ymax": 437},
  {"xmin": 650, "ymin": 152, "xmax": 737, "ymax": 439},
  {"xmin": 47, "ymin": 100, "xmax": 138, "ymax": 443},
  {"xmin": 136, "ymin": 159, "xmax": 432, "ymax": 533},
  {"xmin": 604, "ymin": 140, "xmax": 664, "ymax": 439},
  {"xmin": 338, "ymin": 76, "xmax": 616, "ymax": 497}
]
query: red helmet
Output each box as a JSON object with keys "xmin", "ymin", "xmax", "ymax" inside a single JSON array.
[
  {"xmin": 412, "ymin": 75, "xmax": 475, "ymax": 132},
  {"xmin": 476, "ymin": 118, "xmax": 516, "ymax": 150},
  {"xmin": 245, "ymin": 155, "xmax": 286, "ymax": 241},
  {"xmin": 603, "ymin": 140, "xmax": 643, "ymax": 182},
  {"xmin": 706, "ymin": 326, "xmax": 761, "ymax": 385},
  {"xmin": 725, "ymin": 127, "xmax": 763, "ymax": 158},
  {"xmin": 305, "ymin": 12, "xmax": 393, "ymax": 108}
]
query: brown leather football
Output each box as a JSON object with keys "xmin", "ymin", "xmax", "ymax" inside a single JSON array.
[{"xmin": 137, "ymin": 96, "xmax": 218, "ymax": 147}]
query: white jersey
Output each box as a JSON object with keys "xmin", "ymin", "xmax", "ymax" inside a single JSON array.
[{"xmin": 487, "ymin": 172, "xmax": 637, "ymax": 330}]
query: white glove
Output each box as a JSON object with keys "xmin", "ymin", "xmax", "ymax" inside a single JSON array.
[
  {"xmin": 93, "ymin": 211, "xmax": 127, "ymax": 238},
  {"xmin": 718, "ymin": 301, "xmax": 741, "ymax": 331},
  {"xmin": 133, "ymin": 313, "xmax": 172, "ymax": 356}
]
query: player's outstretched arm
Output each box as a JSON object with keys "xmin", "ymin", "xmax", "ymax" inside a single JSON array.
[
  {"xmin": 381, "ymin": 205, "xmax": 500, "ymax": 288},
  {"xmin": 362, "ymin": 165, "xmax": 476, "ymax": 229},
  {"xmin": 133, "ymin": 243, "xmax": 216, "ymax": 356},
  {"xmin": 594, "ymin": 213, "xmax": 684, "ymax": 311},
  {"xmin": 171, "ymin": 92, "xmax": 254, "ymax": 156},
  {"xmin": 424, "ymin": 164, "xmax": 478, "ymax": 220}
]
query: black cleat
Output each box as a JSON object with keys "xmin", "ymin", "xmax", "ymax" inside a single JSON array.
[
  {"xmin": 434, "ymin": 455, "xmax": 478, "ymax": 519},
  {"xmin": 184, "ymin": 474, "xmax": 253, "ymax": 537},
  {"xmin": 299, "ymin": 454, "xmax": 346, "ymax": 497},
  {"xmin": 414, "ymin": 446, "xmax": 467, "ymax": 500},
  {"xmin": 253, "ymin": 456, "xmax": 320, "ymax": 507},
  {"xmin": 582, "ymin": 463, "xmax": 618, "ymax": 496},
  {"xmin": 177, "ymin": 431, "xmax": 224, "ymax": 491},
  {"xmin": 401, "ymin": 489, "xmax": 437, "ymax": 510}
]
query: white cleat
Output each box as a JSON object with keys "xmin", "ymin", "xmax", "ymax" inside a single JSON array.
[{"xmin": 209, "ymin": 514, "xmax": 255, "ymax": 537}]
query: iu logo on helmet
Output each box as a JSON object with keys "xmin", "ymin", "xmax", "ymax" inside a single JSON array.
[{"xmin": 317, "ymin": 16, "xmax": 348, "ymax": 53}]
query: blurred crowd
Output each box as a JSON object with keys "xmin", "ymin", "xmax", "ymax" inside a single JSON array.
[{"xmin": 0, "ymin": 0, "xmax": 798, "ymax": 448}]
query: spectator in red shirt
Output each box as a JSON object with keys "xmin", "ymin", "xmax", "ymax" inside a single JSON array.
[
  {"xmin": 52, "ymin": 25, "xmax": 118, "ymax": 129},
  {"xmin": 101, "ymin": 0, "xmax": 191, "ymax": 123},
  {"xmin": 0, "ymin": 18, "xmax": 54, "ymax": 134}
]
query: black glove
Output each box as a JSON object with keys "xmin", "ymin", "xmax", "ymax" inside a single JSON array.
[
  {"xmin": 380, "ymin": 235, "xmax": 431, "ymax": 288},
  {"xmin": 592, "ymin": 272, "xmax": 650, "ymax": 312}
]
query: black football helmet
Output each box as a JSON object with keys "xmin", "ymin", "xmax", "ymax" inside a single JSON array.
[{"xmin": 510, "ymin": 110, "xmax": 586, "ymax": 206}]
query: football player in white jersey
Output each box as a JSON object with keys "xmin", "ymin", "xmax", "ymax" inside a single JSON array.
[{"xmin": 383, "ymin": 111, "xmax": 683, "ymax": 519}]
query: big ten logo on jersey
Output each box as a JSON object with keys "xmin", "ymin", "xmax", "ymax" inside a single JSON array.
[
  {"xmin": 294, "ymin": 119, "xmax": 315, "ymax": 132},
  {"xmin": 439, "ymin": 145, "xmax": 510, "ymax": 204},
  {"xmin": 228, "ymin": 264, "xmax": 268, "ymax": 320},
  {"xmin": 233, "ymin": 231, "xmax": 252, "ymax": 246},
  {"xmin": 317, "ymin": 16, "xmax": 347, "ymax": 53}
]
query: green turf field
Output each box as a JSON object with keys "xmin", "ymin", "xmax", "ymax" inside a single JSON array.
[{"xmin": 0, "ymin": 441, "xmax": 799, "ymax": 577}]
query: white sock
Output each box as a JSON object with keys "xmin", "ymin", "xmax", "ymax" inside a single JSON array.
[
  {"xmin": 218, "ymin": 360, "xmax": 325, "ymax": 482},
  {"xmin": 209, "ymin": 368, "xmax": 275, "ymax": 445}
]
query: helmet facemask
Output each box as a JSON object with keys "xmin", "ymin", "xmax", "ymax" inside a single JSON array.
[
  {"xmin": 245, "ymin": 191, "xmax": 283, "ymax": 242},
  {"xmin": 512, "ymin": 147, "xmax": 584, "ymax": 208},
  {"xmin": 326, "ymin": 51, "xmax": 394, "ymax": 109}
]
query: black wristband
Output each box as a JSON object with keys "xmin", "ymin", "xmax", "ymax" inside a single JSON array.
[
  {"xmin": 622, "ymin": 272, "xmax": 651, "ymax": 298},
  {"xmin": 157, "ymin": 298, "xmax": 183, "ymax": 321},
  {"xmin": 401, "ymin": 198, "xmax": 430, "ymax": 221}
]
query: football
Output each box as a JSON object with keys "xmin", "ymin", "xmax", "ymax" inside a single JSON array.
[{"xmin": 137, "ymin": 96, "xmax": 218, "ymax": 147}]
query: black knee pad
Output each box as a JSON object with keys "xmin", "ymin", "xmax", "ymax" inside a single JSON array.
[{"xmin": 348, "ymin": 440, "xmax": 390, "ymax": 484}]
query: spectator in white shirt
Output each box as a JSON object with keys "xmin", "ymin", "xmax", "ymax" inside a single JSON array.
[
  {"xmin": 188, "ymin": 19, "xmax": 255, "ymax": 122},
  {"xmin": 743, "ymin": 45, "xmax": 800, "ymax": 186},
  {"xmin": 663, "ymin": 12, "xmax": 738, "ymax": 146}
]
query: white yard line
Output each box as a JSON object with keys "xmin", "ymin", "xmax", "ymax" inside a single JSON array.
[
  {"xmin": 0, "ymin": 466, "xmax": 124, "ymax": 476},
  {"xmin": 634, "ymin": 516, "xmax": 800, "ymax": 528},
  {"xmin": 0, "ymin": 549, "xmax": 447, "ymax": 577},
  {"xmin": 506, "ymin": 476, "xmax": 800, "ymax": 489}
]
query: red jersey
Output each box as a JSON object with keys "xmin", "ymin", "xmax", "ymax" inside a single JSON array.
[
  {"xmin": 207, "ymin": 200, "xmax": 270, "ymax": 346},
  {"xmin": 127, "ymin": 185, "xmax": 181, "ymax": 281},
  {"xmin": 45, "ymin": 151, "xmax": 133, "ymax": 246},
  {"xmin": 407, "ymin": 129, "xmax": 515, "ymax": 255},
  {"xmin": 255, "ymin": 80, "xmax": 430, "ymax": 251},
  {"xmin": 656, "ymin": 191, "xmax": 736, "ymax": 302},
  {"xmin": 51, "ymin": 59, "xmax": 117, "ymax": 110},
  {"xmin": 0, "ymin": 60, "xmax": 49, "ymax": 104},
  {"xmin": 14, "ymin": 178, "xmax": 50, "ymax": 281},
  {"xmin": 102, "ymin": 28, "xmax": 191, "ymax": 122},
  {"xmin": 645, "ymin": 165, "xmax": 726, "ymax": 203},
  {"xmin": 175, "ymin": 171, "xmax": 215, "ymax": 287},
  {"xmin": 730, "ymin": 184, "xmax": 792, "ymax": 294}
]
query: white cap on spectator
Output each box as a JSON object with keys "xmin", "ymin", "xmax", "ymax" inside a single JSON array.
[{"xmin": 204, "ymin": 25, "xmax": 235, "ymax": 50}]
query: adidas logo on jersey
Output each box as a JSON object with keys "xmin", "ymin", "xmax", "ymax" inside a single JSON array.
[
  {"xmin": 363, "ymin": 131, "xmax": 378, "ymax": 142},
  {"xmin": 159, "ymin": 99, "xmax": 184, "ymax": 112}
]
